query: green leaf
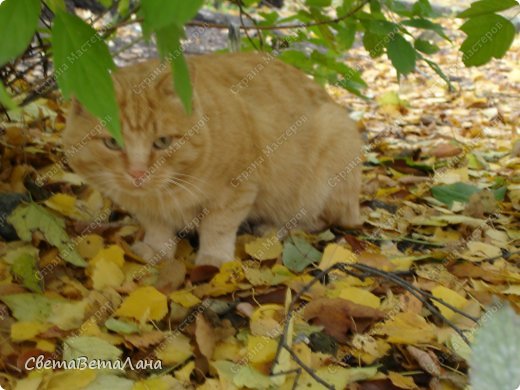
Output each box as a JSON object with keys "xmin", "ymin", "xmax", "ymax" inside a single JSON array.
[
  {"xmin": 117, "ymin": 0, "xmax": 130, "ymax": 15},
  {"xmin": 421, "ymin": 56, "xmax": 453, "ymax": 89},
  {"xmin": 141, "ymin": 0, "xmax": 204, "ymax": 31},
  {"xmin": 402, "ymin": 18, "xmax": 450, "ymax": 41},
  {"xmin": 414, "ymin": 39, "xmax": 440, "ymax": 54},
  {"xmin": 389, "ymin": 1, "xmax": 413, "ymax": 17},
  {"xmin": 386, "ymin": 34, "xmax": 416, "ymax": 75},
  {"xmin": 431, "ymin": 182, "xmax": 505, "ymax": 207},
  {"xmin": 172, "ymin": 55, "xmax": 193, "ymax": 114},
  {"xmin": 0, "ymin": 294, "xmax": 53, "ymax": 322},
  {"xmin": 0, "ymin": 81, "xmax": 16, "ymax": 110},
  {"xmin": 0, "ymin": 0, "xmax": 40, "ymax": 66},
  {"xmin": 155, "ymin": 23, "xmax": 192, "ymax": 114},
  {"xmin": 460, "ymin": 14, "xmax": 516, "ymax": 66},
  {"xmin": 432, "ymin": 182, "xmax": 480, "ymax": 206},
  {"xmin": 105, "ymin": 318, "xmax": 140, "ymax": 335},
  {"xmin": 469, "ymin": 304, "xmax": 520, "ymax": 390},
  {"xmin": 279, "ymin": 50, "xmax": 315, "ymax": 73},
  {"xmin": 369, "ymin": 0, "xmax": 383, "ymax": 16},
  {"xmin": 306, "ymin": 0, "xmax": 332, "ymax": 6},
  {"xmin": 98, "ymin": 0, "xmax": 113, "ymax": 8},
  {"xmin": 335, "ymin": 20, "xmax": 357, "ymax": 50},
  {"xmin": 412, "ymin": 0, "xmax": 435, "ymax": 17},
  {"xmin": 12, "ymin": 252, "xmax": 42, "ymax": 293},
  {"xmin": 365, "ymin": 19, "xmax": 399, "ymax": 35},
  {"xmin": 363, "ymin": 32, "xmax": 386, "ymax": 58},
  {"xmin": 52, "ymin": 11, "xmax": 122, "ymax": 145},
  {"xmin": 458, "ymin": 0, "xmax": 519, "ymax": 18},
  {"xmin": 8, "ymin": 203, "xmax": 87, "ymax": 267},
  {"xmin": 63, "ymin": 336, "xmax": 122, "ymax": 362},
  {"xmin": 282, "ymin": 236, "xmax": 322, "ymax": 273},
  {"xmin": 493, "ymin": 186, "xmax": 507, "ymax": 201},
  {"xmin": 46, "ymin": 0, "xmax": 66, "ymax": 12},
  {"xmin": 47, "ymin": 300, "xmax": 88, "ymax": 330}
]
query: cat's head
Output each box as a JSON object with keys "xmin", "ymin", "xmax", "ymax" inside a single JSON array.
[{"xmin": 62, "ymin": 61, "xmax": 209, "ymax": 196}]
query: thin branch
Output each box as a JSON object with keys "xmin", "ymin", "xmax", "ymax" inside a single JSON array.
[{"xmin": 115, "ymin": 0, "xmax": 370, "ymax": 32}]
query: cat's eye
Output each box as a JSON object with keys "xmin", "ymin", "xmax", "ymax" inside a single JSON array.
[
  {"xmin": 103, "ymin": 137, "xmax": 122, "ymax": 151},
  {"xmin": 153, "ymin": 136, "xmax": 173, "ymax": 150}
]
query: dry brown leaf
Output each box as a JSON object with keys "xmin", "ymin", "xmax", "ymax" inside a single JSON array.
[
  {"xmin": 303, "ymin": 298, "xmax": 385, "ymax": 343},
  {"xmin": 406, "ymin": 346, "xmax": 441, "ymax": 377},
  {"xmin": 195, "ymin": 313, "xmax": 217, "ymax": 360},
  {"xmin": 124, "ymin": 330, "xmax": 166, "ymax": 349}
]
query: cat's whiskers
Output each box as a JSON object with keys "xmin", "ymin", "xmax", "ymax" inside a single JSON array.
[
  {"xmin": 163, "ymin": 177, "xmax": 201, "ymax": 200},
  {"xmin": 173, "ymin": 172, "xmax": 206, "ymax": 185}
]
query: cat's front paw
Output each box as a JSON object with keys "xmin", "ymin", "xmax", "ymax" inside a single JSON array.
[
  {"xmin": 131, "ymin": 241, "xmax": 157, "ymax": 263},
  {"xmin": 195, "ymin": 253, "xmax": 232, "ymax": 268}
]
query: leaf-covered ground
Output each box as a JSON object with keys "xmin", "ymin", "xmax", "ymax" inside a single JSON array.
[{"xmin": 0, "ymin": 17, "xmax": 519, "ymax": 390}]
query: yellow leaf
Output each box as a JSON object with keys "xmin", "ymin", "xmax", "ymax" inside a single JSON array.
[
  {"xmin": 46, "ymin": 369, "xmax": 97, "ymax": 390},
  {"xmin": 320, "ymin": 244, "xmax": 357, "ymax": 270},
  {"xmin": 388, "ymin": 371, "xmax": 417, "ymax": 389},
  {"xmin": 75, "ymin": 234, "xmax": 104, "ymax": 259},
  {"xmin": 155, "ymin": 332, "xmax": 193, "ymax": 365},
  {"xmin": 88, "ymin": 246, "xmax": 126, "ymax": 290},
  {"xmin": 196, "ymin": 379, "xmax": 221, "ymax": 390},
  {"xmin": 90, "ymin": 245, "xmax": 125, "ymax": 268},
  {"xmin": 431, "ymin": 286, "xmax": 468, "ymax": 320},
  {"xmin": 299, "ymin": 366, "xmax": 378, "ymax": 389},
  {"xmin": 169, "ymin": 290, "xmax": 201, "ymax": 308},
  {"xmin": 373, "ymin": 312, "xmax": 436, "ymax": 344},
  {"xmin": 48, "ymin": 300, "xmax": 88, "ymax": 331},
  {"xmin": 175, "ymin": 360, "xmax": 195, "ymax": 383},
  {"xmin": 90, "ymin": 257, "xmax": 125, "ymax": 291},
  {"xmin": 36, "ymin": 338, "xmax": 56, "ymax": 352},
  {"xmin": 502, "ymin": 285, "xmax": 520, "ymax": 295},
  {"xmin": 213, "ymin": 338, "xmax": 242, "ymax": 361},
  {"xmin": 116, "ymin": 286, "xmax": 168, "ymax": 321},
  {"xmin": 133, "ymin": 376, "xmax": 184, "ymax": 390},
  {"xmin": 44, "ymin": 193, "xmax": 77, "ymax": 218},
  {"xmin": 461, "ymin": 241, "xmax": 501, "ymax": 262},
  {"xmin": 11, "ymin": 321, "xmax": 51, "ymax": 342},
  {"xmin": 245, "ymin": 235, "xmax": 283, "ymax": 260},
  {"xmin": 339, "ymin": 287, "xmax": 380, "ymax": 309},
  {"xmin": 433, "ymin": 167, "xmax": 468, "ymax": 184},
  {"xmin": 247, "ymin": 335, "xmax": 278, "ymax": 364},
  {"xmin": 195, "ymin": 260, "xmax": 246, "ymax": 296},
  {"xmin": 250, "ymin": 304, "xmax": 284, "ymax": 337}
]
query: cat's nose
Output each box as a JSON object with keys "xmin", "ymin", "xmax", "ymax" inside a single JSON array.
[{"xmin": 128, "ymin": 169, "xmax": 147, "ymax": 180}]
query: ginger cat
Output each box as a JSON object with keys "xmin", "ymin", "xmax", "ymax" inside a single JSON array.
[{"xmin": 63, "ymin": 52, "xmax": 363, "ymax": 267}]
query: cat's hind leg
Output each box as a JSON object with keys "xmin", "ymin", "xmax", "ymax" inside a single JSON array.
[{"xmin": 322, "ymin": 158, "xmax": 363, "ymax": 228}]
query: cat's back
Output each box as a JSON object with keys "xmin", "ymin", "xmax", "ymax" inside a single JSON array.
[{"xmin": 189, "ymin": 52, "xmax": 333, "ymax": 106}]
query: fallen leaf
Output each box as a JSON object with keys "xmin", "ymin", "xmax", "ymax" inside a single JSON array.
[
  {"xmin": 304, "ymin": 298, "xmax": 385, "ymax": 343},
  {"xmin": 8, "ymin": 203, "xmax": 86, "ymax": 267},
  {"xmin": 388, "ymin": 371, "xmax": 417, "ymax": 389},
  {"xmin": 319, "ymin": 243, "xmax": 357, "ymax": 270},
  {"xmin": 431, "ymin": 286, "xmax": 468, "ymax": 320},
  {"xmin": 155, "ymin": 332, "xmax": 193, "ymax": 365},
  {"xmin": 11, "ymin": 321, "xmax": 51, "ymax": 342},
  {"xmin": 125, "ymin": 330, "xmax": 165, "ymax": 348},
  {"xmin": 62, "ymin": 335, "xmax": 122, "ymax": 362},
  {"xmin": 282, "ymin": 236, "xmax": 322, "ymax": 272},
  {"xmin": 115, "ymin": 286, "xmax": 168, "ymax": 322},
  {"xmin": 196, "ymin": 313, "xmax": 217, "ymax": 360},
  {"xmin": 245, "ymin": 234, "xmax": 283, "ymax": 260}
]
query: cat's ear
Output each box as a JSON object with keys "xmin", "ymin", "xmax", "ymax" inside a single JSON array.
[
  {"xmin": 156, "ymin": 62, "xmax": 197, "ymax": 97},
  {"xmin": 70, "ymin": 97, "xmax": 85, "ymax": 116},
  {"xmin": 156, "ymin": 71, "xmax": 175, "ymax": 97}
]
